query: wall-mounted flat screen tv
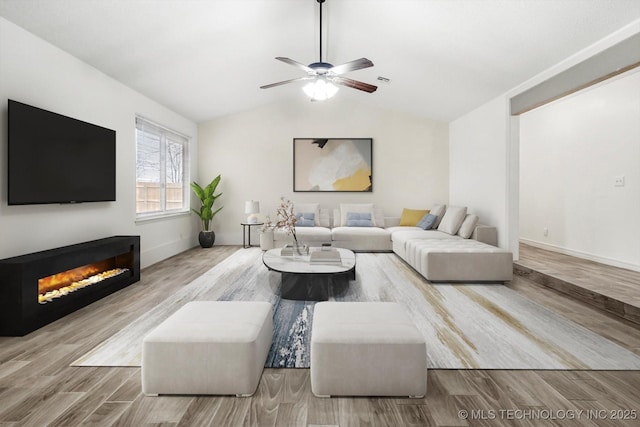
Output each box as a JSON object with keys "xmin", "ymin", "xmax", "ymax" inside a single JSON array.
[{"xmin": 8, "ymin": 100, "xmax": 116, "ymax": 205}]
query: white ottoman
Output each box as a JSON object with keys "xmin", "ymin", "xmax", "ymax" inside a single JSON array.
[
  {"xmin": 310, "ymin": 302, "xmax": 427, "ymax": 397},
  {"xmin": 142, "ymin": 301, "xmax": 273, "ymax": 396}
]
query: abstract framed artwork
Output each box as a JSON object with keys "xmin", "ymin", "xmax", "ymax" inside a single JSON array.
[{"xmin": 293, "ymin": 138, "xmax": 373, "ymax": 192}]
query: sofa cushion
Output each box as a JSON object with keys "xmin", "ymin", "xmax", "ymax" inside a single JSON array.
[
  {"xmin": 340, "ymin": 203, "xmax": 375, "ymax": 226},
  {"xmin": 385, "ymin": 226, "xmax": 422, "ymax": 234},
  {"xmin": 437, "ymin": 206, "xmax": 467, "ymax": 235},
  {"xmin": 457, "ymin": 214, "xmax": 479, "ymax": 239},
  {"xmin": 346, "ymin": 212, "xmax": 374, "ymax": 227},
  {"xmin": 399, "ymin": 208, "xmax": 429, "ymax": 226},
  {"xmin": 430, "ymin": 204, "xmax": 447, "ymax": 228},
  {"xmin": 274, "ymin": 226, "xmax": 331, "ymax": 243},
  {"xmin": 416, "ymin": 213, "xmax": 437, "ymax": 230},
  {"xmin": 331, "ymin": 226, "xmax": 391, "ymax": 251},
  {"xmin": 388, "ymin": 228, "xmax": 457, "ymax": 258},
  {"xmin": 295, "ymin": 212, "xmax": 316, "ymax": 227},
  {"xmin": 391, "ymin": 229, "xmax": 460, "ymax": 243},
  {"xmin": 294, "ymin": 202, "xmax": 320, "ymax": 226}
]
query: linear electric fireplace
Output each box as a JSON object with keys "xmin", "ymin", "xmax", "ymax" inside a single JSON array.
[{"xmin": 0, "ymin": 236, "xmax": 140, "ymax": 336}]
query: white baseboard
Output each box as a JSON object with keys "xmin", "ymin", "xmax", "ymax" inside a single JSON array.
[
  {"xmin": 215, "ymin": 231, "xmax": 251, "ymax": 246},
  {"xmin": 519, "ymin": 238, "xmax": 640, "ymax": 273},
  {"xmin": 141, "ymin": 237, "xmax": 196, "ymax": 269}
]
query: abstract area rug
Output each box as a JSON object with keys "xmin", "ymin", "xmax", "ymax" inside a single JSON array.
[{"xmin": 73, "ymin": 248, "xmax": 640, "ymax": 370}]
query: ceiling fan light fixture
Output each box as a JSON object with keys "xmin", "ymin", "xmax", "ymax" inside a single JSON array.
[{"xmin": 302, "ymin": 78, "xmax": 339, "ymax": 101}]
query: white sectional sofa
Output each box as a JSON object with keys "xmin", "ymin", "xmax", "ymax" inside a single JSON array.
[
  {"xmin": 262, "ymin": 207, "xmax": 333, "ymax": 249},
  {"xmin": 260, "ymin": 203, "xmax": 513, "ymax": 282}
]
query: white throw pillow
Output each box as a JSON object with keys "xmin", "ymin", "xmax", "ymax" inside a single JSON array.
[
  {"xmin": 437, "ymin": 206, "xmax": 467, "ymax": 235},
  {"xmin": 457, "ymin": 214, "xmax": 479, "ymax": 239},
  {"xmin": 373, "ymin": 207, "xmax": 385, "ymax": 228},
  {"xmin": 340, "ymin": 203, "xmax": 375, "ymax": 226},
  {"xmin": 293, "ymin": 202, "xmax": 320, "ymax": 226},
  {"xmin": 430, "ymin": 204, "xmax": 447, "ymax": 228},
  {"xmin": 318, "ymin": 208, "xmax": 331, "ymax": 228}
]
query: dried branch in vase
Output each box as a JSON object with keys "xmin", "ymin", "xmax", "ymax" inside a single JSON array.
[{"xmin": 262, "ymin": 197, "xmax": 299, "ymax": 246}]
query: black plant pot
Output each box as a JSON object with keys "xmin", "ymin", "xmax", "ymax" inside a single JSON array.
[{"xmin": 198, "ymin": 230, "xmax": 215, "ymax": 248}]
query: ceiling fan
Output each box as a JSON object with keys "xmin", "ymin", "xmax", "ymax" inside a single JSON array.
[{"xmin": 260, "ymin": 0, "xmax": 377, "ymax": 101}]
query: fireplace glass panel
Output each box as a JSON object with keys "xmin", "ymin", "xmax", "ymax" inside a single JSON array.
[{"xmin": 37, "ymin": 254, "xmax": 132, "ymax": 304}]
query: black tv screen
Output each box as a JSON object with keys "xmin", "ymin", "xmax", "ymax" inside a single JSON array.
[{"xmin": 8, "ymin": 100, "xmax": 116, "ymax": 205}]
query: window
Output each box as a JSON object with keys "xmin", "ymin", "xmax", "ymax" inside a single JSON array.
[{"xmin": 135, "ymin": 117, "xmax": 189, "ymax": 218}]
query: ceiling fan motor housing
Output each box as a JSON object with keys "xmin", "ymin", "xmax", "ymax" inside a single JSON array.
[{"xmin": 309, "ymin": 62, "xmax": 334, "ymax": 74}]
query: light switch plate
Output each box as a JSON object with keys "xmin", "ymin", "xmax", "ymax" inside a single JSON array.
[{"xmin": 614, "ymin": 176, "xmax": 625, "ymax": 187}]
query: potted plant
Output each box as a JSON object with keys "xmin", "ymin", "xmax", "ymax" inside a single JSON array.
[{"xmin": 190, "ymin": 175, "xmax": 223, "ymax": 248}]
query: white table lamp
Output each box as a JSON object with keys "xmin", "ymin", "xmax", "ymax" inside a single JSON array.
[{"xmin": 245, "ymin": 200, "xmax": 260, "ymax": 224}]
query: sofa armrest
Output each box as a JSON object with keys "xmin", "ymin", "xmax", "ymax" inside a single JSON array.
[{"xmin": 472, "ymin": 224, "xmax": 498, "ymax": 247}]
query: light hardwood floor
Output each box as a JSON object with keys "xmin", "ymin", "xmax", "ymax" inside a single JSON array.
[
  {"xmin": 515, "ymin": 243, "xmax": 640, "ymax": 325},
  {"xmin": 1, "ymin": 246, "xmax": 639, "ymax": 426}
]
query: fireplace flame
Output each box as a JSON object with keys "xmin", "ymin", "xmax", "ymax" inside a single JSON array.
[{"xmin": 38, "ymin": 261, "xmax": 129, "ymax": 304}]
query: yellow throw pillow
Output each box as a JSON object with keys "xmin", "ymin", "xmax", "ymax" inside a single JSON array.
[{"xmin": 399, "ymin": 208, "xmax": 430, "ymax": 226}]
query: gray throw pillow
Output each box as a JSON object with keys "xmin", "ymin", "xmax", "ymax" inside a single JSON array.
[
  {"xmin": 416, "ymin": 213, "xmax": 437, "ymax": 230},
  {"xmin": 295, "ymin": 212, "xmax": 315, "ymax": 227},
  {"xmin": 346, "ymin": 212, "xmax": 373, "ymax": 227},
  {"xmin": 294, "ymin": 203, "xmax": 320, "ymax": 226}
]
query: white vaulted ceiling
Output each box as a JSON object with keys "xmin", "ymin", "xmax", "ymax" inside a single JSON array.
[{"xmin": 1, "ymin": 0, "xmax": 639, "ymax": 123}]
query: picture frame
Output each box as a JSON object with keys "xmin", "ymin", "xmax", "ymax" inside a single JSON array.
[{"xmin": 293, "ymin": 138, "xmax": 373, "ymax": 192}]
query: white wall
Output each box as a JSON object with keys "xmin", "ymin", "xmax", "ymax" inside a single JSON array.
[
  {"xmin": 198, "ymin": 96, "xmax": 449, "ymax": 245},
  {"xmin": 449, "ymin": 96, "xmax": 510, "ymax": 250},
  {"xmin": 449, "ymin": 20, "xmax": 640, "ymax": 261},
  {"xmin": 0, "ymin": 17, "xmax": 199, "ymax": 268},
  {"xmin": 520, "ymin": 70, "xmax": 640, "ymax": 270}
]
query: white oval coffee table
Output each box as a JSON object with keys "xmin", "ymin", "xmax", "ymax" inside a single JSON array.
[{"xmin": 262, "ymin": 247, "xmax": 356, "ymax": 300}]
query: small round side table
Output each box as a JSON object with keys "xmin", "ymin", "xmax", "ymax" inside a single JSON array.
[{"xmin": 241, "ymin": 222, "xmax": 264, "ymax": 248}]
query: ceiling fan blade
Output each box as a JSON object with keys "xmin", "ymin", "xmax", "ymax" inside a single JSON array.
[
  {"xmin": 260, "ymin": 76, "xmax": 313, "ymax": 89},
  {"xmin": 332, "ymin": 76, "xmax": 378, "ymax": 93},
  {"xmin": 275, "ymin": 57, "xmax": 315, "ymax": 73},
  {"xmin": 329, "ymin": 58, "xmax": 374, "ymax": 75}
]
